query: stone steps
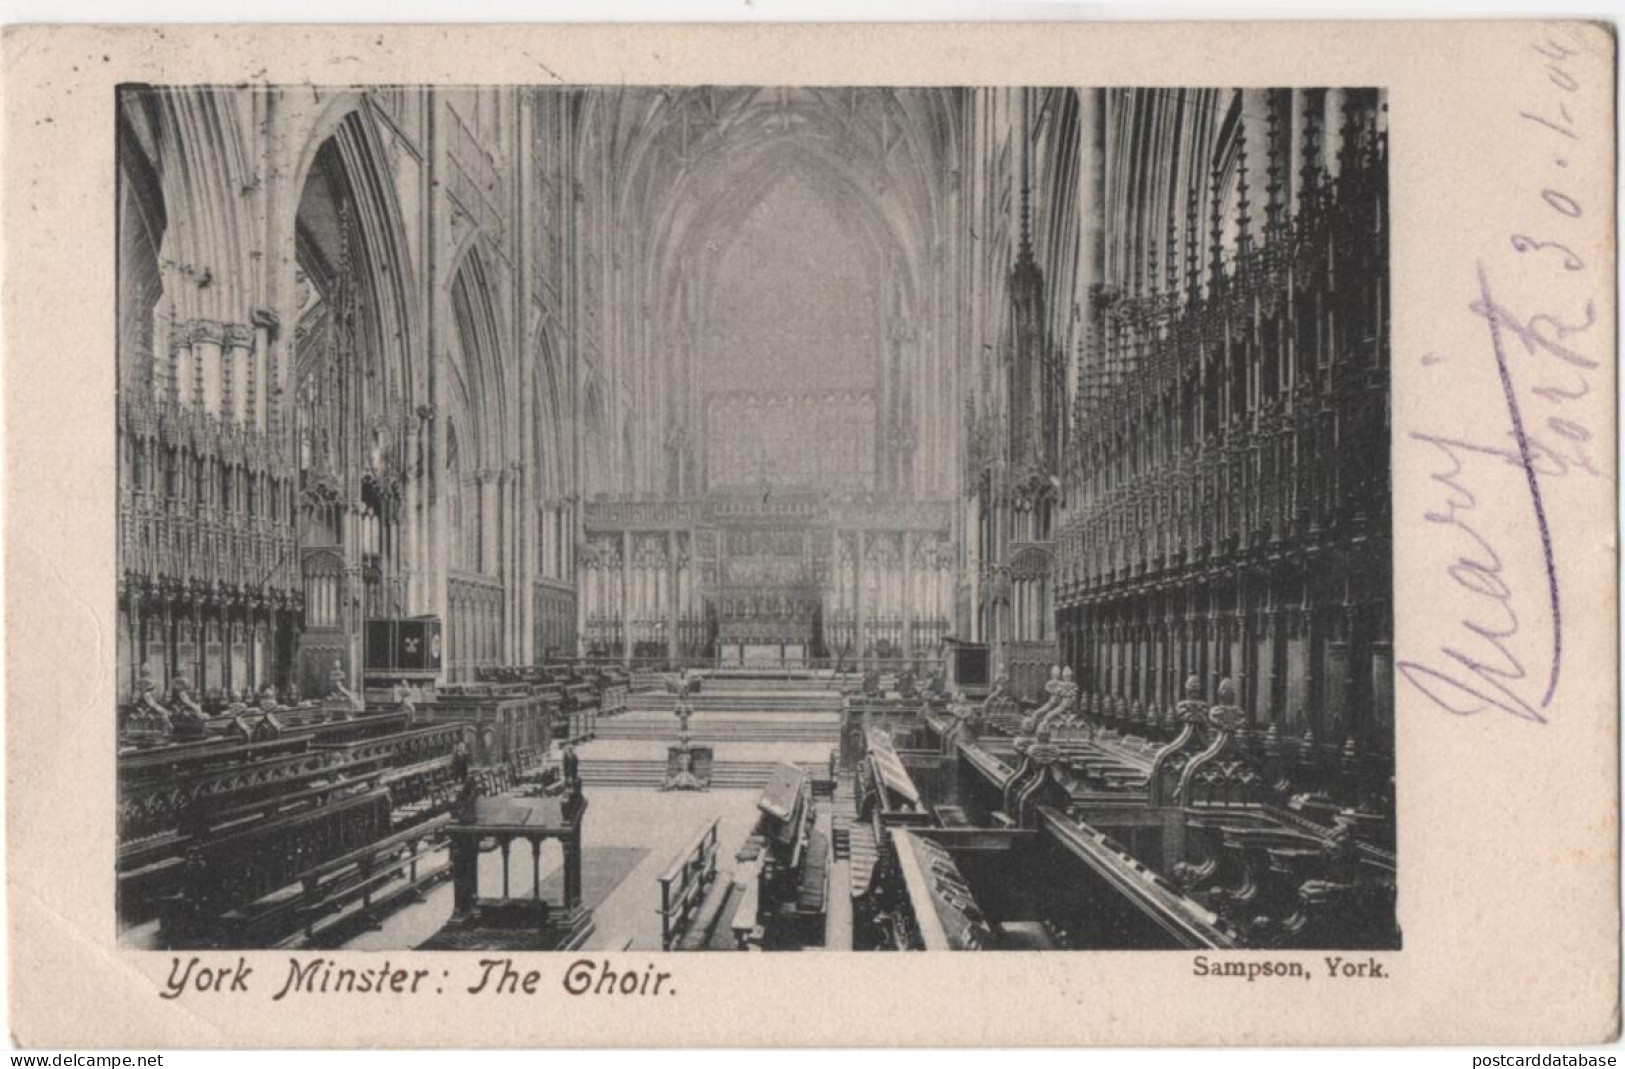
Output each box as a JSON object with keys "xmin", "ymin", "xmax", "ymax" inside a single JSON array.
[
  {"xmin": 577, "ymin": 758, "xmax": 825, "ymax": 790},
  {"xmin": 628, "ymin": 672, "xmax": 668, "ymax": 693},
  {"xmin": 704, "ymin": 676, "xmax": 841, "ymax": 689},
  {"xmin": 626, "ymin": 694, "xmax": 846, "ymax": 715},
  {"xmin": 594, "ymin": 720, "xmax": 839, "ymax": 742}
]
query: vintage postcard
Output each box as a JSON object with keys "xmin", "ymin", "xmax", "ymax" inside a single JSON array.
[{"xmin": 2, "ymin": 20, "xmax": 1617, "ymax": 1048}]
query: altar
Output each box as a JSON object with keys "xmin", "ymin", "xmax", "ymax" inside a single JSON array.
[
  {"xmin": 580, "ymin": 491, "xmax": 956, "ymax": 666},
  {"xmin": 721, "ymin": 642, "xmax": 807, "ymax": 668},
  {"xmin": 715, "ymin": 524, "xmax": 818, "ymax": 656}
]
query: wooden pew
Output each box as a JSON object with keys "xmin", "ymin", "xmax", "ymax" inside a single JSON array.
[
  {"xmin": 119, "ymin": 718, "xmax": 464, "ymax": 926},
  {"xmin": 163, "ymin": 788, "xmax": 395, "ymax": 945},
  {"xmin": 219, "ymin": 814, "xmax": 453, "ymax": 949}
]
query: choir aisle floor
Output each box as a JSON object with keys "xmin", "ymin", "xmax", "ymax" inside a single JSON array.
[{"xmin": 345, "ymin": 785, "xmax": 770, "ymax": 952}]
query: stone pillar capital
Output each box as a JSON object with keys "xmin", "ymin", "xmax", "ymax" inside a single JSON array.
[{"xmin": 189, "ymin": 319, "xmax": 225, "ymax": 347}]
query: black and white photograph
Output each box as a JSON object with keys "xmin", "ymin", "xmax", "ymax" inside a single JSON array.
[{"xmin": 114, "ymin": 83, "xmax": 1395, "ymax": 955}]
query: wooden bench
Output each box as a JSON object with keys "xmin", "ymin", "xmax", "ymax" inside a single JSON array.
[
  {"xmin": 163, "ymin": 788, "xmax": 395, "ymax": 945},
  {"xmin": 120, "ymin": 750, "xmax": 376, "ymax": 921},
  {"xmin": 674, "ymin": 876, "xmax": 745, "ymax": 951},
  {"xmin": 659, "ymin": 819, "xmax": 721, "ymax": 950},
  {"xmin": 380, "ymin": 753, "xmax": 465, "ymax": 825},
  {"xmin": 128, "ymin": 720, "xmax": 468, "ymax": 931},
  {"xmin": 220, "ymin": 813, "xmax": 453, "ymax": 948}
]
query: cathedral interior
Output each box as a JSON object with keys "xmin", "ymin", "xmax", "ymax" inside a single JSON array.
[{"xmin": 116, "ymin": 85, "xmax": 1395, "ymax": 953}]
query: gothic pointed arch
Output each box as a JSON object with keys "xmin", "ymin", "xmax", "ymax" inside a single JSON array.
[
  {"xmin": 530, "ymin": 316, "xmax": 572, "ymax": 599},
  {"xmin": 288, "ymin": 106, "xmax": 421, "ymax": 694},
  {"xmin": 605, "ymin": 89, "xmax": 963, "ymax": 501},
  {"xmin": 115, "ymin": 86, "xmax": 302, "ymax": 706},
  {"xmin": 445, "ymin": 239, "xmax": 509, "ymax": 472},
  {"xmin": 442, "ymin": 240, "xmax": 509, "ymax": 680},
  {"xmin": 288, "ymin": 100, "xmax": 422, "ymax": 408}
]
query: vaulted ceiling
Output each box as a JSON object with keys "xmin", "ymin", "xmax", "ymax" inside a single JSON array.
[
  {"xmin": 610, "ymin": 86, "xmax": 961, "ymax": 273},
  {"xmin": 596, "ymin": 87, "xmax": 965, "ymax": 348}
]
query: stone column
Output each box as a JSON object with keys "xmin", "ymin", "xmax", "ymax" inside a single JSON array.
[
  {"xmin": 510, "ymin": 467, "xmax": 523, "ymax": 665},
  {"xmin": 1256, "ymin": 603, "xmax": 1280, "ymax": 729},
  {"xmin": 1206, "ymin": 590, "xmax": 1223, "ymax": 697},
  {"xmin": 148, "ymin": 598, "xmax": 168, "ymax": 690},
  {"xmin": 1100, "ymin": 616, "xmax": 1111, "ymax": 700},
  {"xmin": 196, "ymin": 320, "xmax": 225, "ymax": 418},
  {"xmin": 496, "ymin": 469, "xmax": 510, "ymax": 665},
  {"xmin": 620, "ymin": 529, "xmax": 632, "ymax": 667},
  {"xmin": 1190, "ymin": 598, "xmax": 1206, "ymax": 697},
  {"xmin": 1098, "ymin": 619, "xmax": 1111, "ymax": 699},
  {"xmin": 252, "ymin": 310, "xmax": 278, "ymax": 435},
  {"xmin": 1066, "ymin": 612, "xmax": 1079, "ymax": 691},
  {"xmin": 171, "ymin": 329, "xmax": 193, "ymax": 409},
  {"xmin": 1118, "ymin": 617, "xmax": 1131, "ymax": 702},
  {"xmin": 224, "ymin": 324, "xmax": 254, "ymax": 426},
  {"xmin": 1233, "ymin": 599, "xmax": 1250, "ymax": 725},
  {"xmin": 666, "ymin": 529, "xmax": 679, "ymax": 666},
  {"xmin": 1326, "ymin": 606, "xmax": 1354, "ymax": 743},
  {"xmin": 510, "ymin": 467, "xmax": 523, "ymax": 666},
  {"xmin": 1079, "ymin": 614, "xmax": 1091, "ymax": 698},
  {"xmin": 1157, "ymin": 607, "xmax": 1170, "ymax": 708},
  {"xmin": 575, "ymin": 534, "xmax": 590, "ymax": 659},
  {"xmin": 428, "ymin": 317, "xmax": 448, "ymax": 659},
  {"xmin": 1306, "ymin": 601, "xmax": 1325, "ymax": 741},
  {"xmin": 1061, "ymin": 614, "xmax": 1076, "ymax": 678},
  {"xmin": 1137, "ymin": 619, "xmax": 1152, "ymax": 705},
  {"xmin": 901, "ymin": 530, "xmax": 914, "ymax": 661},
  {"xmin": 483, "ymin": 472, "xmax": 500, "ymax": 581},
  {"xmin": 1117, "ymin": 618, "xmax": 1131, "ymax": 705},
  {"xmin": 1178, "ymin": 605, "xmax": 1194, "ymax": 696},
  {"xmin": 1284, "ymin": 604, "xmax": 1311, "ymax": 737},
  {"xmin": 1105, "ymin": 615, "xmax": 1121, "ymax": 713},
  {"xmin": 190, "ymin": 601, "xmax": 206, "ymax": 695},
  {"xmin": 403, "ymin": 415, "xmax": 424, "ymax": 614},
  {"xmin": 1121, "ymin": 619, "xmax": 1133, "ymax": 702},
  {"xmin": 1371, "ymin": 635, "xmax": 1394, "ymax": 742},
  {"xmin": 854, "ymin": 529, "xmax": 867, "ymax": 669},
  {"xmin": 512, "ymin": 466, "xmax": 530, "ymax": 667}
]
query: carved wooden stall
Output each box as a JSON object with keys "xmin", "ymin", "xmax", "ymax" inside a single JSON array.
[
  {"xmin": 732, "ymin": 763, "xmax": 827, "ymax": 950},
  {"xmin": 417, "ymin": 684, "xmax": 554, "ymax": 777},
  {"xmin": 119, "ymin": 709, "xmax": 418, "ymax": 918},
  {"xmin": 128, "ymin": 709, "xmax": 472, "ymax": 947},
  {"xmin": 1055, "ymin": 89, "xmax": 1392, "ymax": 819},
  {"xmin": 925, "ymin": 673, "xmax": 1396, "ymax": 949}
]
